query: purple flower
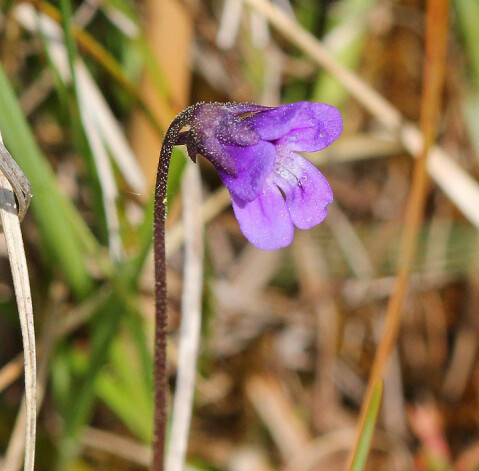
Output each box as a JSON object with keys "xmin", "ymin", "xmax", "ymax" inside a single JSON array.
[{"xmin": 185, "ymin": 101, "xmax": 342, "ymax": 250}]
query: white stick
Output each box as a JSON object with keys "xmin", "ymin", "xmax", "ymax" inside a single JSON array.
[{"xmin": 0, "ymin": 132, "xmax": 36, "ymax": 471}]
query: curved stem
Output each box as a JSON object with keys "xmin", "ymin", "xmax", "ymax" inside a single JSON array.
[{"xmin": 153, "ymin": 106, "xmax": 195, "ymax": 471}]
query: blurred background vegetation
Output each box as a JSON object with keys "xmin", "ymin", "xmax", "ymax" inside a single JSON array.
[{"xmin": 0, "ymin": 0, "xmax": 479, "ymax": 469}]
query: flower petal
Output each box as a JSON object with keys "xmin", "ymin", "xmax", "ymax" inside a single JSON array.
[
  {"xmin": 191, "ymin": 104, "xmax": 259, "ymax": 147},
  {"xmin": 276, "ymin": 103, "xmax": 343, "ymax": 152},
  {"xmin": 218, "ymin": 141, "xmax": 276, "ymax": 202},
  {"xmin": 231, "ymin": 182, "xmax": 294, "ymax": 250},
  {"xmin": 247, "ymin": 102, "xmax": 343, "ymax": 152},
  {"xmin": 245, "ymin": 103, "xmax": 304, "ymax": 140},
  {"xmin": 273, "ymin": 152, "xmax": 333, "ymax": 230},
  {"xmin": 198, "ymin": 137, "xmax": 238, "ymax": 175}
]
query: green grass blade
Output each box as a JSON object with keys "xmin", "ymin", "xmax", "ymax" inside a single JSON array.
[
  {"xmin": 0, "ymin": 0, "xmax": 15, "ymax": 14},
  {"xmin": 58, "ymin": 0, "xmax": 78, "ymax": 85},
  {"xmin": 96, "ymin": 371, "xmax": 152, "ymax": 442},
  {"xmin": 312, "ymin": 0, "xmax": 379, "ymax": 107},
  {"xmin": 96, "ymin": 328, "xmax": 153, "ymax": 442},
  {"xmin": 54, "ymin": 292, "xmax": 125, "ymax": 468},
  {"xmin": 455, "ymin": 0, "xmax": 479, "ymax": 89},
  {"xmin": 455, "ymin": 0, "xmax": 479, "ymax": 161},
  {"xmin": 349, "ymin": 380, "xmax": 383, "ymax": 471},
  {"xmin": 123, "ymin": 147, "xmax": 187, "ymax": 286},
  {"xmin": 57, "ymin": 0, "xmax": 113, "ymax": 249},
  {"xmin": 0, "ymin": 63, "xmax": 96, "ymax": 297}
]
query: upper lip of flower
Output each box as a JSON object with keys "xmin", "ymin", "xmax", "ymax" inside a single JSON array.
[{"xmin": 187, "ymin": 103, "xmax": 263, "ymax": 177}]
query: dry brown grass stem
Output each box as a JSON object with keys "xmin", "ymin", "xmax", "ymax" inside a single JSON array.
[
  {"xmin": 344, "ymin": 0, "xmax": 451, "ymax": 468},
  {"xmin": 82, "ymin": 427, "xmax": 151, "ymax": 467}
]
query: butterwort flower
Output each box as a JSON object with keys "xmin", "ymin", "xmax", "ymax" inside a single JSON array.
[
  {"xmin": 152, "ymin": 102, "xmax": 342, "ymax": 470},
  {"xmin": 182, "ymin": 101, "xmax": 342, "ymax": 250}
]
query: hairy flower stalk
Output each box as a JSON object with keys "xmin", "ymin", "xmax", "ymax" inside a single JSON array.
[
  {"xmin": 153, "ymin": 102, "xmax": 342, "ymax": 470},
  {"xmin": 153, "ymin": 106, "xmax": 195, "ymax": 471}
]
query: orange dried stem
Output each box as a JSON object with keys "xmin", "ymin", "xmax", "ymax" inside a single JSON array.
[{"xmin": 344, "ymin": 1, "xmax": 450, "ymax": 469}]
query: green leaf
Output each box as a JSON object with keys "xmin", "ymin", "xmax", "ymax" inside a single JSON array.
[
  {"xmin": 122, "ymin": 147, "xmax": 187, "ymax": 286},
  {"xmin": 0, "ymin": 63, "xmax": 97, "ymax": 297},
  {"xmin": 59, "ymin": 0, "xmax": 78, "ymax": 85},
  {"xmin": 349, "ymin": 380, "xmax": 383, "ymax": 471},
  {"xmin": 455, "ymin": 0, "xmax": 479, "ymax": 90},
  {"xmin": 0, "ymin": 0, "xmax": 15, "ymax": 14},
  {"xmin": 96, "ymin": 328, "xmax": 153, "ymax": 442},
  {"xmin": 312, "ymin": 0, "xmax": 378, "ymax": 107},
  {"xmin": 57, "ymin": 0, "xmax": 111, "ymax": 244},
  {"xmin": 54, "ymin": 291, "xmax": 126, "ymax": 468}
]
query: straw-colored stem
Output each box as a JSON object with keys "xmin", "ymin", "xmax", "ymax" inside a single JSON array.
[
  {"xmin": 0, "ymin": 135, "xmax": 36, "ymax": 471},
  {"xmin": 344, "ymin": 1, "xmax": 450, "ymax": 468}
]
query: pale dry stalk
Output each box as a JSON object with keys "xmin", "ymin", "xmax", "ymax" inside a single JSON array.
[{"xmin": 0, "ymin": 133, "xmax": 36, "ymax": 471}]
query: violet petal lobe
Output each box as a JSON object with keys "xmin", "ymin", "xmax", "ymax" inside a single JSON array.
[
  {"xmin": 275, "ymin": 103, "xmax": 343, "ymax": 152},
  {"xmin": 218, "ymin": 140, "xmax": 276, "ymax": 203},
  {"xmin": 245, "ymin": 103, "xmax": 302, "ymax": 140},
  {"xmin": 246, "ymin": 101, "xmax": 342, "ymax": 152},
  {"xmin": 231, "ymin": 183, "xmax": 294, "ymax": 251},
  {"xmin": 273, "ymin": 151, "xmax": 333, "ymax": 230}
]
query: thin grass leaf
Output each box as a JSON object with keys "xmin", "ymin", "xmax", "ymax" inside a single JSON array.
[
  {"xmin": 76, "ymin": 78, "xmax": 123, "ymax": 260},
  {"xmin": 58, "ymin": 0, "xmax": 78, "ymax": 85},
  {"xmin": 312, "ymin": 0, "xmax": 379, "ymax": 106},
  {"xmin": 455, "ymin": 0, "xmax": 479, "ymax": 160},
  {"xmin": 0, "ymin": 63, "xmax": 97, "ymax": 297},
  {"xmin": 57, "ymin": 1, "xmax": 125, "ymax": 258},
  {"xmin": 16, "ymin": 5, "xmax": 146, "ymax": 196},
  {"xmin": 349, "ymin": 381, "xmax": 383, "ymax": 471},
  {"xmin": 124, "ymin": 147, "xmax": 187, "ymax": 285},
  {"xmin": 455, "ymin": 0, "xmax": 479, "ymax": 90},
  {"xmin": 96, "ymin": 357, "xmax": 153, "ymax": 443},
  {"xmin": 54, "ymin": 292, "xmax": 124, "ymax": 468},
  {"xmin": 57, "ymin": 0, "xmax": 119, "ymax": 257}
]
